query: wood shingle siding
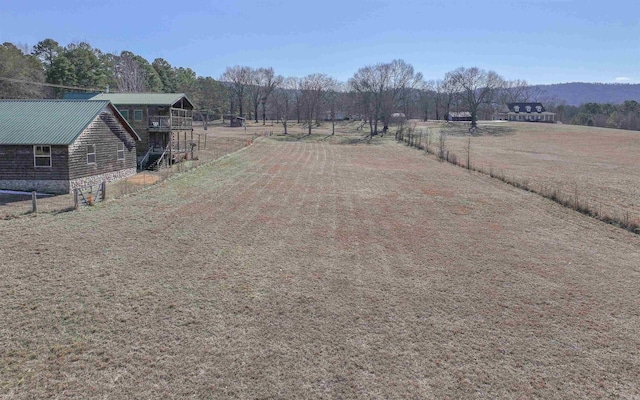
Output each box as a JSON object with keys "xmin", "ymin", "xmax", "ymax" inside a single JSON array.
[
  {"xmin": 67, "ymin": 114, "xmax": 137, "ymax": 181},
  {"xmin": 0, "ymin": 145, "xmax": 69, "ymax": 180}
]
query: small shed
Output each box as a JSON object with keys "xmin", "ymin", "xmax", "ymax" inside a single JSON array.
[
  {"xmin": 446, "ymin": 112, "xmax": 472, "ymax": 122},
  {"xmin": 390, "ymin": 112, "xmax": 407, "ymax": 123},
  {"xmin": 0, "ymin": 100, "xmax": 140, "ymax": 194},
  {"xmin": 229, "ymin": 116, "xmax": 246, "ymax": 127}
]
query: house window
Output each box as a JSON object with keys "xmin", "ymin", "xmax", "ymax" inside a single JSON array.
[
  {"xmin": 34, "ymin": 145, "xmax": 51, "ymax": 167},
  {"xmin": 134, "ymin": 109, "xmax": 143, "ymax": 121},
  {"xmin": 87, "ymin": 144, "xmax": 96, "ymax": 164},
  {"xmin": 120, "ymin": 109, "xmax": 129, "ymax": 121},
  {"xmin": 117, "ymin": 142, "xmax": 125, "ymax": 160}
]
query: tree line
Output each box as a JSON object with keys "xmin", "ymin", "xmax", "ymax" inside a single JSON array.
[
  {"xmin": 554, "ymin": 101, "xmax": 640, "ymax": 131},
  {"xmin": 2, "ymin": 39, "xmax": 639, "ymax": 133}
]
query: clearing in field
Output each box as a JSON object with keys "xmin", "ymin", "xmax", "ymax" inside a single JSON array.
[{"xmin": 1, "ymin": 133, "xmax": 639, "ymax": 398}]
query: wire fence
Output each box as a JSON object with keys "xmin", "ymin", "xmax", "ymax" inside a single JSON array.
[{"xmin": 1, "ymin": 135, "xmax": 250, "ymax": 219}]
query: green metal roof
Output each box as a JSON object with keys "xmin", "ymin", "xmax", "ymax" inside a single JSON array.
[
  {"xmin": 0, "ymin": 100, "xmax": 138, "ymax": 145},
  {"xmin": 62, "ymin": 92, "xmax": 102, "ymax": 100},
  {"xmin": 89, "ymin": 93, "xmax": 194, "ymax": 108}
]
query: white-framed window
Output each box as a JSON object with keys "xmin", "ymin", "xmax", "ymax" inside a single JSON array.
[
  {"xmin": 34, "ymin": 145, "xmax": 51, "ymax": 167},
  {"xmin": 87, "ymin": 144, "xmax": 96, "ymax": 164},
  {"xmin": 117, "ymin": 142, "xmax": 125, "ymax": 160},
  {"xmin": 134, "ymin": 109, "xmax": 143, "ymax": 121},
  {"xmin": 120, "ymin": 109, "xmax": 129, "ymax": 121}
]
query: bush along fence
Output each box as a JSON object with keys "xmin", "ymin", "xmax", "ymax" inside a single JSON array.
[{"xmin": 395, "ymin": 125, "xmax": 640, "ymax": 236}]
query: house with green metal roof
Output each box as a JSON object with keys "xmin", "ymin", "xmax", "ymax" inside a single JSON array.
[
  {"xmin": 86, "ymin": 93, "xmax": 196, "ymax": 169},
  {"xmin": 0, "ymin": 100, "xmax": 140, "ymax": 194}
]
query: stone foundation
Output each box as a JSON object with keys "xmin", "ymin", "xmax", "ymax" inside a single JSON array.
[
  {"xmin": 69, "ymin": 168, "xmax": 137, "ymax": 190},
  {"xmin": 0, "ymin": 168, "xmax": 137, "ymax": 194}
]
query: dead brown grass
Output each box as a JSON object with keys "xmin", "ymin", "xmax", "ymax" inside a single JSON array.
[
  {"xmin": 1, "ymin": 132, "xmax": 639, "ymax": 398},
  {"xmin": 0, "ymin": 129, "xmax": 250, "ymax": 218},
  {"xmin": 417, "ymin": 121, "xmax": 640, "ymax": 230}
]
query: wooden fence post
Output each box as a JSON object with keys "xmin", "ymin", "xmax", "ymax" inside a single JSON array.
[
  {"xmin": 31, "ymin": 191, "xmax": 37, "ymax": 213},
  {"xmin": 74, "ymin": 188, "xmax": 78, "ymax": 209},
  {"xmin": 102, "ymin": 181, "xmax": 106, "ymax": 201}
]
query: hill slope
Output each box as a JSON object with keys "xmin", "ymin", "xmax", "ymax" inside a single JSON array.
[{"xmin": 533, "ymin": 82, "xmax": 640, "ymax": 106}]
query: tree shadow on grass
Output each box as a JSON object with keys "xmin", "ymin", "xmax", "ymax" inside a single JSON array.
[
  {"xmin": 474, "ymin": 124, "xmax": 516, "ymax": 136},
  {"xmin": 439, "ymin": 123, "xmax": 516, "ymax": 137}
]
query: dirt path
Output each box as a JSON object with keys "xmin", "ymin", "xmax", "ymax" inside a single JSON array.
[{"xmin": 1, "ymin": 138, "xmax": 639, "ymax": 398}]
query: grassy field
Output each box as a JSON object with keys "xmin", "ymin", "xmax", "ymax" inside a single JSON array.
[
  {"xmin": 1, "ymin": 130, "xmax": 639, "ymax": 398},
  {"xmin": 413, "ymin": 121, "xmax": 640, "ymax": 229},
  {"xmin": 0, "ymin": 128, "xmax": 250, "ymax": 218}
]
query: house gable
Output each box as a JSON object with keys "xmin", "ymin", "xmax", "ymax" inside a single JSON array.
[
  {"xmin": 67, "ymin": 110, "xmax": 137, "ymax": 183},
  {"xmin": 0, "ymin": 101, "xmax": 138, "ymax": 194}
]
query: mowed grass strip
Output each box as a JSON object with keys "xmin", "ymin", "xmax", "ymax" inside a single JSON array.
[{"xmin": 1, "ymin": 137, "xmax": 639, "ymax": 399}]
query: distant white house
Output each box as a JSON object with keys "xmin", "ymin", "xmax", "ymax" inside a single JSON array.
[{"xmin": 494, "ymin": 103, "xmax": 556, "ymax": 122}]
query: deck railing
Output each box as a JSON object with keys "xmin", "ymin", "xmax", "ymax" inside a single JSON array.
[
  {"xmin": 148, "ymin": 116, "xmax": 171, "ymax": 131},
  {"xmin": 148, "ymin": 108, "xmax": 193, "ymax": 131}
]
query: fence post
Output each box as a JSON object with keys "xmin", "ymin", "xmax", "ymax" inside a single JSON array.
[
  {"xmin": 74, "ymin": 188, "xmax": 78, "ymax": 209},
  {"xmin": 102, "ymin": 181, "xmax": 106, "ymax": 201},
  {"xmin": 31, "ymin": 191, "xmax": 37, "ymax": 213}
]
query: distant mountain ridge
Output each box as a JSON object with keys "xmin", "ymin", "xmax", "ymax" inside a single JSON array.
[{"xmin": 532, "ymin": 82, "xmax": 640, "ymax": 106}]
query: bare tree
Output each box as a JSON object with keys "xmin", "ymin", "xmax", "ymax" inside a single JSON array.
[
  {"xmin": 447, "ymin": 67, "xmax": 505, "ymax": 128},
  {"xmin": 349, "ymin": 59, "xmax": 423, "ymax": 137},
  {"xmin": 497, "ymin": 79, "xmax": 545, "ymax": 106},
  {"xmin": 246, "ymin": 67, "xmax": 283, "ymax": 124},
  {"xmin": 259, "ymin": 68, "xmax": 282, "ymax": 125},
  {"xmin": 113, "ymin": 51, "xmax": 146, "ymax": 92},
  {"xmin": 246, "ymin": 68, "xmax": 261, "ymax": 123},
  {"xmin": 349, "ymin": 64, "xmax": 387, "ymax": 136},
  {"xmin": 381, "ymin": 60, "xmax": 423, "ymax": 132},
  {"xmin": 271, "ymin": 76, "xmax": 296, "ymax": 135},
  {"xmin": 220, "ymin": 66, "xmax": 252, "ymax": 117},
  {"xmin": 323, "ymin": 79, "xmax": 343, "ymax": 135},
  {"xmin": 291, "ymin": 77, "xmax": 303, "ymax": 123},
  {"xmin": 299, "ymin": 73, "xmax": 333, "ymax": 136}
]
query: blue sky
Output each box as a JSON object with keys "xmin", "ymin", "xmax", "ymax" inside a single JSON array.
[{"xmin": 1, "ymin": 0, "xmax": 638, "ymax": 85}]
